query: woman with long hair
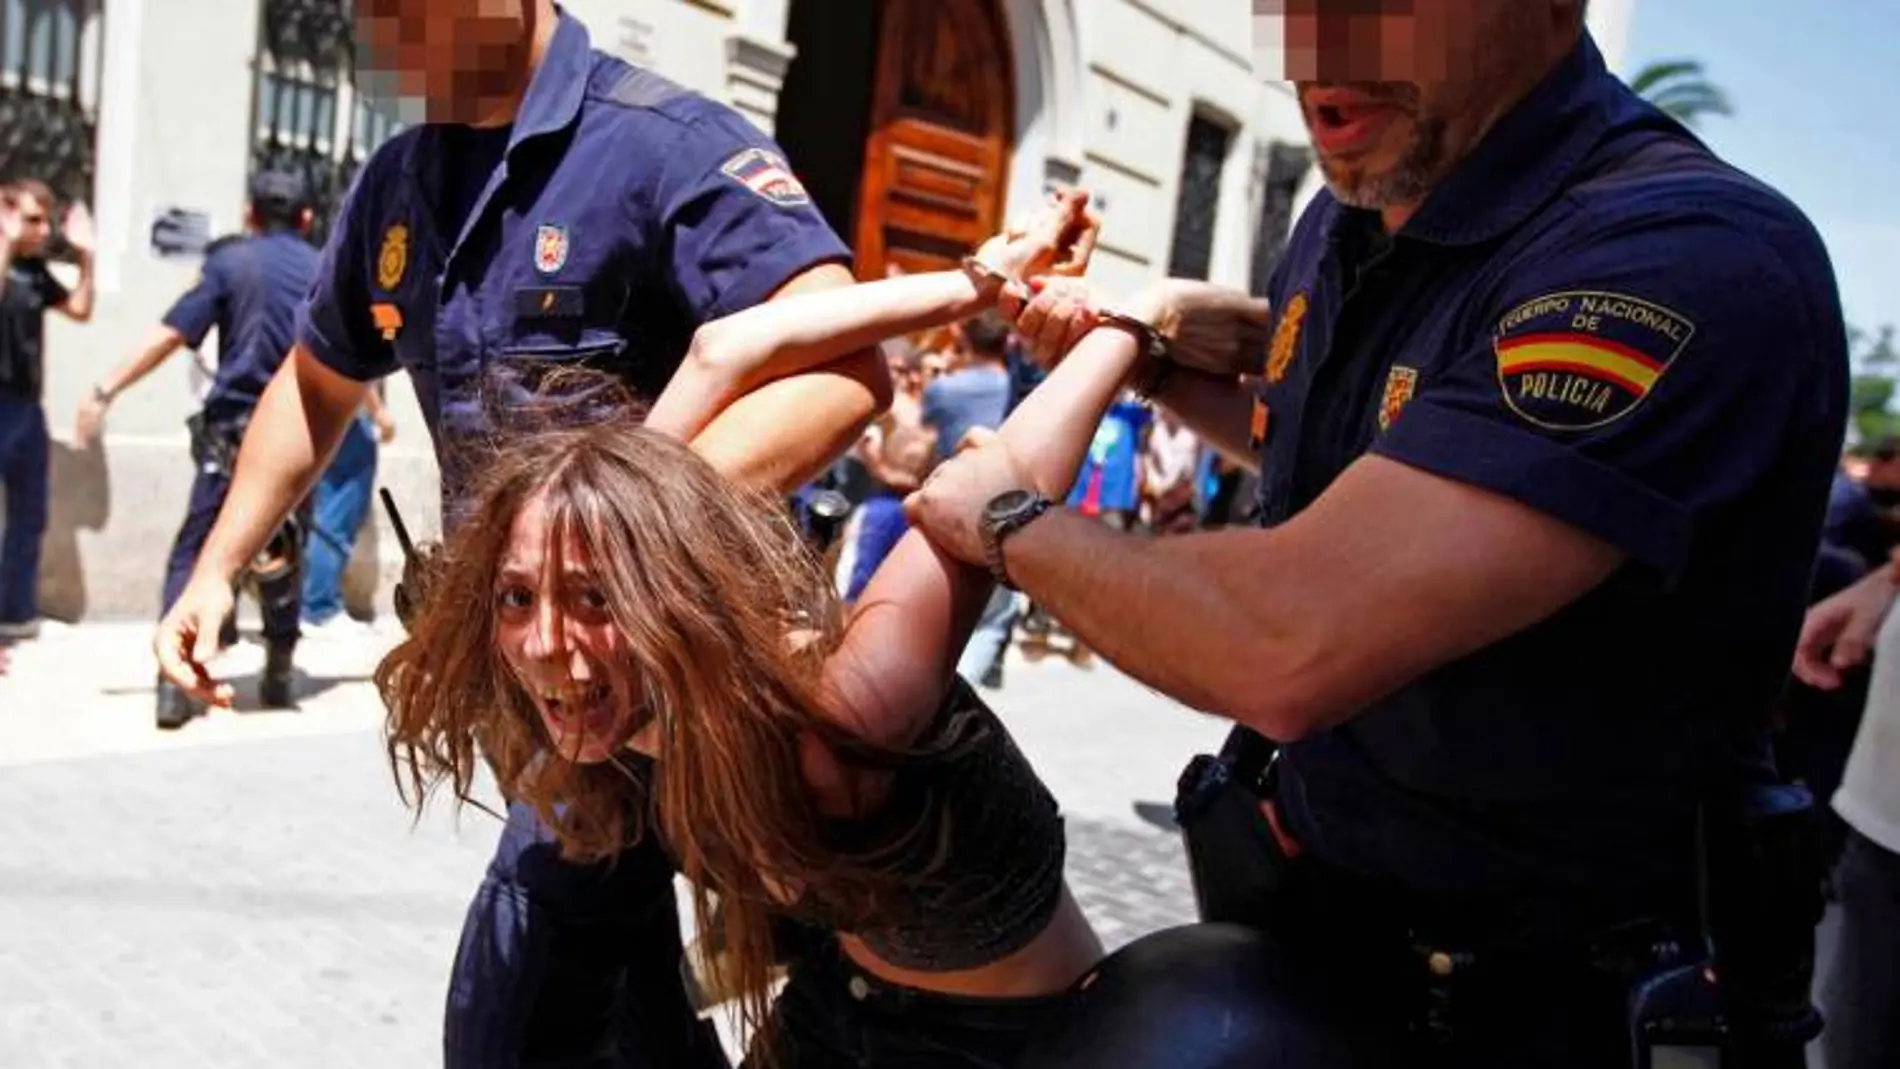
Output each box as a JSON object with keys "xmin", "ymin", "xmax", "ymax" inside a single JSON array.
[{"xmin": 375, "ymin": 192, "xmax": 1244, "ymax": 1067}]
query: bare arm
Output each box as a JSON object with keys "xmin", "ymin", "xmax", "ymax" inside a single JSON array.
[
  {"xmin": 74, "ymin": 325, "xmax": 190, "ymax": 446},
  {"xmin": 818, "ymin": 320, "xmax": 1146, "ymax": 744},
  {"xmin": 51, "ymin": 203, "xmax": 95, "ymax": 322},
  {"xmin": 992, "ymin": 454, "xmax": 1623, "ymax": 739},
  {"xmin": 186, "ymin": 345, "xmax": 369, "ymax": 585},
  {"xmin": 98, "ymin": 325, "xmax": 188, "ymax": 399},
  {"xmin": 679, "ymin": 261, "xmax": 894, "ymax": 492},
  {"xmin": 55, "ymin": 251, "xmax": 94, "ymax": 322},
  {"xmin": 1150, "ymin": 369, "xmax": 1259, "ymax": 469},
  {"xmin": 648, "ymin": 267, "xmax": 998, "ymax": 447}
]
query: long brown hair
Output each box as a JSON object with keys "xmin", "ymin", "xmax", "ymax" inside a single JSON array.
[{"xmin": 378, "ymin": 406, "xmax": 909, "ymax": 1048}]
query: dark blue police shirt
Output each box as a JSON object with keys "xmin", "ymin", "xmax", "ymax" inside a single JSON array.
[
  {"xmin": 164, "ymin": 229, "xmax": 320, "ymax": 425},
  {"xmin": 296, "ymin": 12, "xmax": 850, "ymax": 529},
  {"xmin": 1254, "ymin": 33, "xmax": 1848, "ymax": 926}
]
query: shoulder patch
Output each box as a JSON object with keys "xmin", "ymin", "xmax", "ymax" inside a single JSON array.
[
  {"xmin": 377, "ymin": 223, "xmax": 409, "ymax": 292},
  {"xmin": 720, "ymin": 148, "xmax": 812, "ymax": 207},
  {"xmin": 1493, "ymin": 290, "xmax": 1695, "ymax": 432}
]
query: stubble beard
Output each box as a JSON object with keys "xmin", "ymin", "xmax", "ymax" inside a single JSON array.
[{"xmin": 1319, "ymin": 114, "xmax": 1450, "ymax": 214}]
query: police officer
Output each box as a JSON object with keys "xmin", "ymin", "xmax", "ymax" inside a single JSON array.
[
  {"xmin": 908, "ymin": 1, "xmax": 1846, "ymax": 1066},
  {"xmin": 153, "ymin": 3, "xmax": 882, "ymax": 1067},
  {"xmin": 79, "ymin": 171, "xmax": 319, "ymax": 728}
]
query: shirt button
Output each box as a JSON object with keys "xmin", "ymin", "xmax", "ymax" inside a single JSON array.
[{"xmin": 847, "ymin": 976, "xmax": 871, "ymax": 1001}]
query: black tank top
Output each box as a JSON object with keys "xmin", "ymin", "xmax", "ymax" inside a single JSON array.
[{"xmin": 797, "ymin": 679, "xmax": 1067, "ymax": 971}]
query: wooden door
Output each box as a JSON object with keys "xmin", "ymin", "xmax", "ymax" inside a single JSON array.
[{"xmin": 854, "ymin": 0, "xmax": 1014, "ymax": 280}]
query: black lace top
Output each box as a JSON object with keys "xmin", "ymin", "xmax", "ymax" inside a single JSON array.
[{"xmin": 796, "ymin": 679, "xmax": 1068, "ymax": 971}]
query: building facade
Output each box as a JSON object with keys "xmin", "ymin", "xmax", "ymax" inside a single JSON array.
[{"xmin": 2, "ymin": 0, "xmax": 1631, "ymax": 620}]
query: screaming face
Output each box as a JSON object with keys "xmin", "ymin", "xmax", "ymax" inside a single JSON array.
[{"xmin": 494, "ymin": 492, "xmax": 646, "ymax": 764}]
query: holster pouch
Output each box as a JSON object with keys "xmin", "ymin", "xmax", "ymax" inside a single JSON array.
[
  {"xmin": 1174, "ymin": 726, "xmax": 1297, "ymax": 929},
  {"xmin": 1703, "ymin": 782, "xmax": 1826, "ymax": 1064},
  {"xmin": 246, "ymin": 510, "xmax": 305, "ymax": 618},
  {"xmin": 186, "ymin": 411, "xmax": 246, "ymax": 477}
]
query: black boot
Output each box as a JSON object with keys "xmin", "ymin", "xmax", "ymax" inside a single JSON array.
[
  {"xmin": 260, "ymin": 643, "xmax": 297, "ymax": 709},
  {"xmin": 156, "ymin": 678, "xmax": 205, "ymax": 730}
]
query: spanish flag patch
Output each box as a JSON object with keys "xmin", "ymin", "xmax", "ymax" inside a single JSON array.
[{"xmin": 1493, "ymin": 290, "xmax": 1695, "ymax": 431}]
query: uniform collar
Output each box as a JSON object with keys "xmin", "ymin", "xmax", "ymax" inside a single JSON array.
[
  {"xmin": 509, "ymin": 8, "xmax": 593, "ymax": 152},
  {"xmin": 1395, "ymin": 32, "xmax": 1615, "ymax": 247}
]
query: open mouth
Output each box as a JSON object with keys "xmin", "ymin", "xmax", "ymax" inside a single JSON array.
[
  {"xmin": 1308, "ymin": 96, "xmax": 1403, "ymax": 156},
  {"xmin": 539, "ymin": 681, "xmax": 622, "ymax": 751}
]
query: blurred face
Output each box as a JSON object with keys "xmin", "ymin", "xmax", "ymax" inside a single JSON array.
[
  {"xmin": 355, "ymin": 0, "xmax": 535, "ymax": 124},
  {"xmin": 10, "ymin": 193, "xmax": 52, "ymax": 257},
  {"xmin": 494, "ymin": 493, "xmax": 645, "ymax": 764},
  {"xmin": 1277, "ymin": 0, "xmax": 1581, "ymax": 221}
]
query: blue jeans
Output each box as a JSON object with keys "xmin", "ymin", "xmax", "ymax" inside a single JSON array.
[
  {"xmin": 0, "ymin": 397, "xmax": 49, "ymax": 625},
  {"xmin": 302, "ymin": 414, "xmax": 377, "ymax": 624},
  {"xmin": 955, "ymin": 586, "xmax": 1018, "ymax": 683},
  {"xmin": 1817, "ymin": 828, "xmax": 1900, "ymax": 1069}
]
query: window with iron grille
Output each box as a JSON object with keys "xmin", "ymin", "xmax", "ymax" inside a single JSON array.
[
  {"xmin": 250, "ymin": 0, "xmax": 401, "ymax": 241},
  {"xmin": 1249, "ymin": 141, "xmax": 1314, "ymax": 297},
  {"xmin": 0, "ymin": 0, "xmax": 106, "ymax": 208},
  {"xmin": 1166, "ymin": 113, "xmax": 1233, "ymax": 282}
]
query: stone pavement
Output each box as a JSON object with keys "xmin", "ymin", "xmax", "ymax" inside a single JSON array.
[{"xmin": 0, "ymin": 623, "xmax": 1227, "ymax": 1067}]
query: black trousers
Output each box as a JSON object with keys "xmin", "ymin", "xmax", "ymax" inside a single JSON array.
[
  {"xmin": 745, "ymin": 939, "xmax": 1070, "ymax": 1069},
  {"xmin": 1243, "ymin": 862, "xmax": 1640, "ymax": 1069}
]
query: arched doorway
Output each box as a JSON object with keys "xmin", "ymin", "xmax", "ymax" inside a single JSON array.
[{"xmin": 775, "ymin": 0, "xmax": 1015, "ymax": 280}]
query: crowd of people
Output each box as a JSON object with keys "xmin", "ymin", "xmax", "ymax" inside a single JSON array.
[{"xmin": 0, "ymin": 0, "xmax": 1883, "ymax": 1067}]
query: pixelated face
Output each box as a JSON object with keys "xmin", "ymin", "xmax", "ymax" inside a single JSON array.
[
  {"xmin": 354, "ymin": 0, "xmax": 534, "ymax": 124},
  {"xmin": 1259, "ymin": 0, "xmax": 1581, "ymax": 214}
]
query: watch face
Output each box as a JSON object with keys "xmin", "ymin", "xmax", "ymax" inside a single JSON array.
[{"xmin": 986, "ymin": 489, "xmax": 1035, "ymax": 520}]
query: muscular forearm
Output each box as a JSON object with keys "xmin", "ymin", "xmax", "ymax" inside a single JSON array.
[
  {"xmin": 689, "ymin": 346, "xmax": 885, "ymax": 492},
  {"xmin": 1151, "ymin": 370, "xmax": 1258, "ymax": 469},
  {"xmin": 1003, "ymin": 513, "xmax": 1286, "ymax": 722},
  {"xmin": 652, "ymin": 270, "xmax": 992, "ymax": 442},
  {"xmin": 190, "ymin": 352, "xmax": 365, "ymax": 583}
]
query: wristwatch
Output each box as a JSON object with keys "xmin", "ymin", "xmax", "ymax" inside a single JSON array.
[{"xmin": 980, "ymin": 489, "xmax": 1054, "ymax": 591}]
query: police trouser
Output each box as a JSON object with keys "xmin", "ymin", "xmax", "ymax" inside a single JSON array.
[
  {"xmin": 161, "ymin": 465, "xmax": 304, "ymax": 648},
  {"xmin": 444, "ymin": 800, "xmax": 730, "ymax": 1069},
  {"xmin": 1237, "ymin": 861, "xmax": 1639, "ymax": 1068}
]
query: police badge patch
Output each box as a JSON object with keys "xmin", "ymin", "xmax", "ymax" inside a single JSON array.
[
  {"xmin": 720, "ymin": 148, "xmax": 812, "ymax": 207},
  {"xmin": 534, "ymin": 224, "xmax": 569, "ymax": 276},
  {"xmin": 377, "ymin": 224, "xmax": 409, "ymax": 292},
  {"xmin": 1265, "ymin": 292, "xmax": 1309, "ymax": 384},
  {"xmin": 1493, "ymin": 290, "xmax": 1695, "ymax": 432},
  {"xmin": 1378, "ymin": 365, "xmax": 1418, "ymax": 432}
]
